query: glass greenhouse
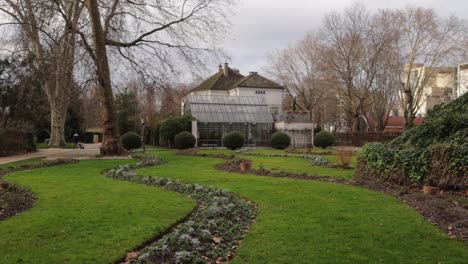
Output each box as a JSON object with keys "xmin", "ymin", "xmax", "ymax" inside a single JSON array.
[{"xmin": 184, "ymin": 95, "xmax": 274, "ymax": 147}]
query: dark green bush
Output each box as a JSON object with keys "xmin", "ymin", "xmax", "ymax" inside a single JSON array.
[
  {"xmin": 314, "ymin": 131, "xmax": 335, "ymax": 149},
  {"xmin": 121, "ymin": 132, "xmax": 142, "ymax": 150},
  {"xmin": 174, "ymin": 131, "xmax": 196, "ymax": 150},
  {"xmin": 0, "ymin": 130, "xmax": 35, "ymax": 156},
  {"xmin": 357, "ymin": 93, "xmax": 468, "ymax": 189},
  {"xmin": 223, "ymin": 131, "xmax": 245, "ymax": 150},
  {"xmin": 314, "ymin": 125, "xmax": 322, "ymax": 134},
  {"xmin": 159, "ymin": 116, "xmax": 192, "ymax": 147},
  {"xmin": 270, "ymin": 132, "xmax": 291, "ymax": 149}
]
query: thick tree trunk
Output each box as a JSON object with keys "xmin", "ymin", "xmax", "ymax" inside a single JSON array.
[
  {"xmin": 49, "ymin": 102, "xmax": 68, "ymax": 146},
  {"xmin": 86, "ymin": 0, "xmax": 125, "ymax": 156}
]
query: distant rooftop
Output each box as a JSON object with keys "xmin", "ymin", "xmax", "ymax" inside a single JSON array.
[{"xmin": 191, "ymin": 63, "xmax": 283, "ymax": 92}]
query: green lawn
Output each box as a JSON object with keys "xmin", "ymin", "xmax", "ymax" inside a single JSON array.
[
  {"xmin": 1, "ymin": 159, "xmax": 194, "ymax": 263},
  {"xmin": 199, "ymin": 149, "xmax": 355, "ymax": 178},
  {"xmin": 139, "ymin": 150, "xmax": 468, "ymax": 264},
  {"xmin": 0, "ymin": 157, "xmax": 46, "ymax": 169}
]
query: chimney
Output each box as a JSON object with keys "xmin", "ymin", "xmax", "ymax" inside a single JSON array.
[
  {"xmin": 249, "ymin": 72, "xmax": 257, "ymax": 75},
  {"xmin": 218, "ymin": 64, "xmax": 222, "ymax": 73},
  {"xmin": 224, "ymin": 62, "xmax": 229, "ymax": 76}
]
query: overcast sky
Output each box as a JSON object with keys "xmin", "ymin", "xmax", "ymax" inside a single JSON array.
[{"xmin": 221, "ymin": 0, "xmax": 468, "ymax": 75}]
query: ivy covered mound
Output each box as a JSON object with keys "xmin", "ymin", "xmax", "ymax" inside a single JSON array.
[{"xmin": 357, "ymin": 93, "xmax": 468, "ymax": 190}]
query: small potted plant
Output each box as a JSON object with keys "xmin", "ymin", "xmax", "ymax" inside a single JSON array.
[
  {"xmin": 422, "ymin": 180, "xmax": 438, "ymax": 195},
  {"xmin": 240, "ymin": 160, "xmax": 252, "ymax": 171}
]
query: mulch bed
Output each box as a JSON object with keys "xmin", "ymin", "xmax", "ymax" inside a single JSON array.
[
  {"xmin": 178, "ymin": 149, "xmax": 468, "ymax": 242},
  {"xmin": 0, "ymin": 159, "xmax": 79, "ymax": 221}
]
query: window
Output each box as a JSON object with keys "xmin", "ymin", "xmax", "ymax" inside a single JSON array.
[{"xmin": 255, "ymin": 90, "xmax": 266, "ymax": 95}]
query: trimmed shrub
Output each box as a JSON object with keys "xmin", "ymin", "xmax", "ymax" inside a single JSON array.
[
  {"xmin": 314, "ymin": 131, "xmax": 335, "ymax": 149},
  {"xmin": 121, "ymin": 132, "xmax": 142, "ymax": 150},
  {"xmin": 223, "ymin": 131, "xmax": 244, "ymax": 150},
  {"xmin": 159, "ymin": 116, "xmax": 192, "ymax": 147},
  {"xmin": 270, "ymin": 132, "xmax": 291, "ymax": 149},
  {"xmin": 174, "ymin": 132, "xmax": 196, "ymax": 150}
]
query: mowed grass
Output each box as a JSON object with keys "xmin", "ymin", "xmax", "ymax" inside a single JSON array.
[
  {"xmin": 199, "ymin": 149, "xmax": 355, "ymax": 179},
  {"xmin": 1, "ymin": 159, "xmax": 195, "ymax": 264},
  {"xmin": 0, "ymin": 157, "xmax": 46, "ymax": 168},
  {"xmin": 139, "ymin": 150, "xmax": 468, "ymax": 264}
]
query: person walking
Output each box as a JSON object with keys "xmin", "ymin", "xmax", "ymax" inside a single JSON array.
[{"xmin": 73, "ymin": 133, "xmax": 80, "ymax": 148}]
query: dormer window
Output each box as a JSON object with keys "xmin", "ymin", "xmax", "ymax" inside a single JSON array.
[{"xmin": 255, "ymin": 90, "xmax": 266, "ymax": 95}]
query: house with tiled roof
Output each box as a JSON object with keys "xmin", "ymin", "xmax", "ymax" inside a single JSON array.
[
  {"xmin": 182, "ymin": 64, "xmax": 314, "ymax": 147},
  {"xmin": 188, "ymin": 63, "xmax": 285, "ymax": 117}
]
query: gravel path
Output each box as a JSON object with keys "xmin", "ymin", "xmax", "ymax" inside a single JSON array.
[{"xmin": 0, "ymin": 144, "xmax": 102, "ymax": 164}]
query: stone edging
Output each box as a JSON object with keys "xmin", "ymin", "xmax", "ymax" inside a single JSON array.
[{"xmin": 103, "ymin": 155, "xmax": 257, "ymax": 263}]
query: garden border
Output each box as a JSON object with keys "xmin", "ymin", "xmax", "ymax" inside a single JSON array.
[
  {"xmin": 103, "ymin": 155, "xmax": 258, "ymax": 263},
  {"xmin": 178, "ymin": 149, "xmax": 468, "ymax": 242}
]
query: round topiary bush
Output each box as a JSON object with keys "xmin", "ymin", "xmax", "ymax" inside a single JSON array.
[
  {"xmin": 174, "ymin": 131, "xmax": 196, "ymax": 150},
  {"xmin": 121, "ymin": 132, "xmax": 142, "ymax": 150},
  {"xmin": 270, "ymin": 131, "xmax": 291, "ymax": 149},
  {"xmin": 223, "ymin": 131, "xmax": 245, "ymax": 150},
  {"xmin": 314, "ymin": 131, "xmax": 335, "ymax": 149}
]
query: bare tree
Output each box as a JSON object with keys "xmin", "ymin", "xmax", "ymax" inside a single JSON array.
[
  {"xmin": 390, "ymin": 7, "xmax": 466, "ymax": 128},
  {"xmin": 321, "ymin": 3, "xmax": 394, "ymax": 133},
  {"xmin": 267, "ymin": 32, "xmax": 326, "ymax": 117},
  {"xmin": 0, "ymin": 0, "xmax": 84, "ymax": 146},
  {"xmin": 78, "ymin": 0, "xmax": 234, "ymax": 155}
]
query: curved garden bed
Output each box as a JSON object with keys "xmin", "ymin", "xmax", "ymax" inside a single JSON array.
[{"xmin": 104, "ymin": 156, "xmax": 257, "ymax": 263}]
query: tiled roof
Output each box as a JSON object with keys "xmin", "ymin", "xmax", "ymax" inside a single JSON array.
[
  {"xmin": 191, "ymin": 67, "xmax": 245, "ymax": 92},
  {"xmin": 191, "ymin": 66, "xmax": 284, "ymax": 92},
  {"xmin": 235, "ymin": 72, "xmax": 284, "ymax": 89},
  {"xmin": 386, "ymin": 116, "xmax": 424, "ymax": 127}
]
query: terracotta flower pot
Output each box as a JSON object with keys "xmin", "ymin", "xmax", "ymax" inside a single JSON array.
[
  {"xmin": 0, "ymin": 182, "xmax": 9, "ymax": 189},
  {"xmin": 423, "ymin": 185, "xmax": 438, "ymax": 195},
  {"xmin": 240, "ymin": 162, "xmax": 252, "ymax": 171}
]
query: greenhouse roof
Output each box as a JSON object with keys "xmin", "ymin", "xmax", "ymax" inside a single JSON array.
[{"xmin": 185, "ymin": 95, "xmax": 274, "ymax": 124}]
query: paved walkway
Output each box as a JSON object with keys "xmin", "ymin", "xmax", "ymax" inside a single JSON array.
[{"xmin": 0, "ymin": 144, "xmax": 102, "ymax": 165}]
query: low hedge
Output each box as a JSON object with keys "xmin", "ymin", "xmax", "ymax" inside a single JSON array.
[
  {"xmin": 270, "ymin": 132, "xmax": 291, "ymax": 149},
  {"xmin": 356, "ymin": 143, "xmax": 468, "ymax": 189}
]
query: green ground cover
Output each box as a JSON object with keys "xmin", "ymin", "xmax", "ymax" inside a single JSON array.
[
  {"xmin": 0, "ymin": 159, "xmax": 194, "ymax": 263},
  {"xmin": 138, "ymin": 150, "xmax": 468, "ymax": 264},
  {"xmin": 199, "ymin": 149, "xmax": 355, "ymax": 178}
]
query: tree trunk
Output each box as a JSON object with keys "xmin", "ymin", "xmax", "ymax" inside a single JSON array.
[
  {"xmin": 86, "ymin": 0, "xmax": 125, "ymax": 156},
  {"xmin": 49, "ymin": 102, "xmax": 67, "ymax": 146}
]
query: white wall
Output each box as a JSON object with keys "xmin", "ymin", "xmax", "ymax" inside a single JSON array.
[
  {"xmin": 235, "ymin": 87, "xmax": 283, "ymax": 112},
  {"xmin": 459, "ymin": 67, "xmax": 468, "ymax": 98},
  {"xmin": 192, "ymin": 90, "xmax": 229, "ymax": 96}
]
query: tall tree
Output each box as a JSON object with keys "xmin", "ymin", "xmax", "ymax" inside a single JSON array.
[
  {"xmin": 389, "ymin": 7, "xmax": 466, "ymax": 128},
  {"xmin": 0, "ymin": 0, "xmax": 84, "ymax": 146},
  {"xmin": 321, "ymin": 4, "xmax": 394, "ymax": 133},
  {"xmin": 81, "ymin": 0, "xmax": 234, "ymax": 155},
  {"xmin": 267, "ymin": 32, "xmax": 326, "ymax": 117}
]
